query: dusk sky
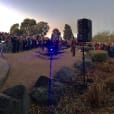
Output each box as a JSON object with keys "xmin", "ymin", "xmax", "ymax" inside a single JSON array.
[{"xmin": 0, "ymin": 0, "xmax": 114, "ymax": 37}]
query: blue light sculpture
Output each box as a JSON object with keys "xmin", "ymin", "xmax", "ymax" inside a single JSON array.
[{"xmin": 48, "ymin": 44, "xmax": 57, "ymax": 114}]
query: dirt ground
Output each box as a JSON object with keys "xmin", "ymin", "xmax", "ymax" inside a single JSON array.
[{"xmin": 1, "ymin": 48, "xmax": 81, "ymax": 91}]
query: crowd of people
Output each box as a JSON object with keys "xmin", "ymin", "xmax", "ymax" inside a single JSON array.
[
  {"xmin": 0, "ymin": 32, "xmax": 69, "ymax": 54},
  {"xmin": 0, "ymin": 32, "xmax": 114, "ymax": 57},
  {"xmin": 0, "ymin": 32, "xmax": 41, "ymax": 53},
  {"xmin": 84, "ymin": 42, "xmax": 114, "ymax": 57}
]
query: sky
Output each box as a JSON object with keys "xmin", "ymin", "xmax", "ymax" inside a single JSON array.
[{"xmin": 0, "ymin": 0, "xmax": 114, "ymax": 37}]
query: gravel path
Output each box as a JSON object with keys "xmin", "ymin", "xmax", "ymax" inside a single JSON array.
[{"xmin": 1, "ymin": 48, "xmax": 82, "ymax": 91}]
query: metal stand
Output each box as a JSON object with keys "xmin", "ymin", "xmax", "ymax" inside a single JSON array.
[
  {"xmin": 48, "ymin": 51, "xmax": 53, "ymax": 114},
  {"xmin": 82, "ymin": 42, "xmax": 87, "ymax": 87}
]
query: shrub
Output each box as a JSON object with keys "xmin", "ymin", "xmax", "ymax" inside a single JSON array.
[
  {"xmin": 81, "ymin": 46, "xmax": 94, "ymax": 52},
  {"xmin": 96, "ymin": 63, "xmax": 111, "ymax": 72},
  {"xmin": 105, "ymin": 77, "xmax": 114, "ymax": 92},
  {"xmin": 85, "ymin": 46, "xmax": 94, "ymax": 52},
  {"xmin": 85, "ymin": 82, "xmax": 108, "ymax": 108},
  {"xmin": 89, "ymin": 50, "xmax": 108, "ymax": 62}
]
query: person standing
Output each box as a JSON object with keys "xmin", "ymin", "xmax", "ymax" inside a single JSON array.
[{"xmin": 71, "ymin": 38, "xmax": 76, "ymax": 56}]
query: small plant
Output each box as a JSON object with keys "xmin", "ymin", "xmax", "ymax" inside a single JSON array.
[
  {"xmin": 89, "ymin": 50, "xmax": 108, "ymax": 62},
  {"xmin": 105, "ymin": 77, "xmax": 114, "ymax": 93},
  {"xmin": 85, "ymin": 46, "xmax": 94, "ymax": 52},
  {"xmin": 96, "ymin": 62, "xmax": 111, "ymax": 72},
  {"xmin": 81, "ymin": 46, "xmax": 94, "ymax": 52},
  {"xmin": 85, "ymin": 82, "xmax": 108, "ymax": 108}
]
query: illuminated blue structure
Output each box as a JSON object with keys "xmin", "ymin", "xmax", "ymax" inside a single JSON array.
[
  {"xmin": 48, "ymin": 29, "xmax": 61, "ymax": 113},
  {"xmin": 48, "ymin": 50, "xmax": 53, "ymax": 106}
]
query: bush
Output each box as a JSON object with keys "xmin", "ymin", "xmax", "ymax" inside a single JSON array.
[
  {"xmin": 85, "ymin": 82, "xmax": 108, "ymax": 108},
  {"xmin": 89, "ymin": 50, "xmax": 108, "ymax": 62},
  {"xmin": 105, "ymin": 77, "xmax": 114, "ymax": 92},
  {"xmin": 85, "ymin": 46, "xmax": 94, "ymax": 52},
  {"xmin": 81, "ymin": 46, "xmax": 94, "ymax": 52},
  {"xmin": 96, "ymin": 63, "xmax": 111, "ymax": 72}
]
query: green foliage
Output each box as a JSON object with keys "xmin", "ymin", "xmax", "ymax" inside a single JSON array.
[
  {"xmin": 63, "ymin": 24, "xmax": 74, "ymax": 40},
  {"xmin": 51, "ymin": 28, "xmax": 61, "ymax": 40},
  {"xmin": 20, "ymin": 18, "xmax": 37, "ymax": 35},
  {"xmin": 10, "ymin": 18, "xmax": 49, "ymax": 36},
  {"xmin": 52, "ymin": 28, "xmax": 60, "ymax": 34},
  {"xmin": 82, "ymin": 46, "xmax": 94, "ymax": 52},
  {"xmin": 89, "ymin": 50, "xmax": 108, "ymax": 62},
  {"xmin": 93, "ymin": 31, "xmax": 114, "ymax": 42},
  {"xmin": 10, "ymin": 23, "xmax": 20, "ymax": 35},
  {"xmin": 35, "ymin": 22, "xmax": 49, "ymax": 36}
]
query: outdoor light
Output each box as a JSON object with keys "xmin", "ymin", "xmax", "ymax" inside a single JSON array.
[
  {"xmin": 48, "ymin": 47, "xmax": 54, "ymax": 53},
  {"xmin": 48, "ymin": 46, "xmax": 58, "ymax": 55},
  {"xmin": 50, "ymin": 48, "xmax": 53, "ymax": 51},
  {"xmin": 48, "ymin": 45, "xmax": 54, "ymax": 112}
]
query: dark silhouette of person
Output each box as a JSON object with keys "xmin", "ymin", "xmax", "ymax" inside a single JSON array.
[{"xmin": 71, "ymin": 38, "xmax": 76, "ymax": 56}]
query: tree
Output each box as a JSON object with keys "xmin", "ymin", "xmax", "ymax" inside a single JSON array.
[
  {"xmin": 92, "ymin": 31, "xmax": 110, "ymax": 42},
  {"xmin": 109, "ymin": 32, "xmax": 114, "ymax": 42},
  {"xmin": 51, "ymin": 28, "xmax": 61, "ymax": 40},
  {"xmin": 10, "ymin": 18, "xmax": 49, "ymax": 37},
  {"xmin": 10, "ymin": 23, "xmax": 19, "ymax": 35},
  {"xmin": 20, "ymin": 18, "xmax": 37, "ymax": 35},
  {"xmin": 63, "ymin": 24, "xmax": 74, "ymax": 40},
  {"xmin": 35, "ymin": 22, "xmax": 49, "ymax": 36}
]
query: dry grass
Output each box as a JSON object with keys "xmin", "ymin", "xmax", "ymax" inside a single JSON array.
[
  {"xmin": 29, "ymin": 57, "xmax": 114, "ymax": 114},
  {"xmin": 84, "ymin": 82, "xmax": 108, "ymax": 108},
  {"xmin": 81, "ymin": 58, "xmax": 114, "ymax": 113},
  {"xmin": 105, "ymin": 77, "xmax": 114, "ymax": 93}
]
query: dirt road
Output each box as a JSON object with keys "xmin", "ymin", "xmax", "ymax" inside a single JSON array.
[{"xmin": 1, "ymin": 48, "xmax": 81, "ymax": 90}]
